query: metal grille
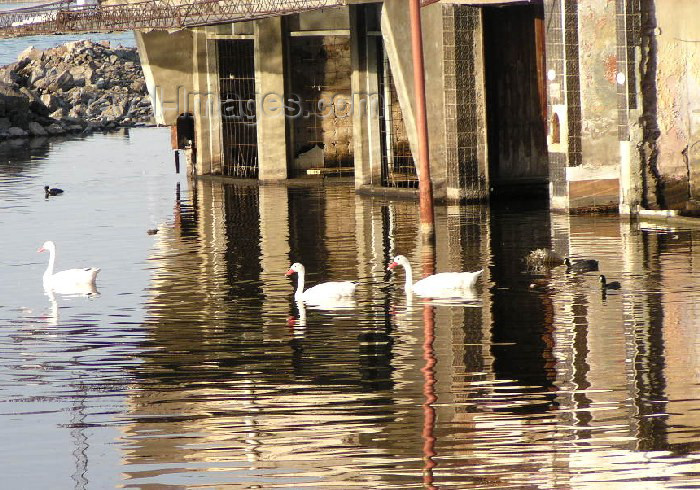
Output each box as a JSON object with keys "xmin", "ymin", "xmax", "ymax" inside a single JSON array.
[
  {"xmin": 377, "ymin": 39, "xmax": 417, "ymax": 189},
  {"xmin": 218, "ymin": 39, "xmax": 258, "ymax": 178},
  {"xmin": 0, "ymin": 0, "xmax": 346, "ymax": 39},
  {"xmin": 288, "ymin": 36, "xmax": 354, "ymax": 175},
  {"xmin": 447, "ymin": 5, "xmax": 487, "ymax": 200}
]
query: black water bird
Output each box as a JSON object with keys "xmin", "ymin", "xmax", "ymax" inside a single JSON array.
[
  {"xmin": 44, "ymin": 185, "xmax": 64, "ymax": 197},
  {"xmin": 564, "ymin": 257, "xmax": 599, "ymax": 273},
  {"xmin": 599, "ymin": 275, "xmax": 621, "ymax": 290},
  {"xmin": 147, "ymin": 228, "xmax": 159, "ymax": 235}
]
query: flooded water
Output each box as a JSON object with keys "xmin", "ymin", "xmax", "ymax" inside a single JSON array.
[{"xmin": 1, "ymin": 129, "xmax": 700, "ymax": 488}]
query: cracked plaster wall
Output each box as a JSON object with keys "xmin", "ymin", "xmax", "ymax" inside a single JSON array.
[{"xmin": 645, "ymin": 0, "xmax": 700, "ymax": 208}]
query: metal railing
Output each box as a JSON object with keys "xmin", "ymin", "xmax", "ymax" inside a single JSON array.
[{"xmin": 0, "ymin": 0, "xmax": 347, "ymax": 38}]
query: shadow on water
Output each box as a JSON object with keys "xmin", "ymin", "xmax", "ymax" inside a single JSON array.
[{"xmin": 2, "ymin": 131, "xmax": 700, "ymax": 487}]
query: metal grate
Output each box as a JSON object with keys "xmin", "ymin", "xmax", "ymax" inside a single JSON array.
[
  {"xmin": 288, "ymin": 35, "xmax": 354, "ymax": 175},
  {"xmin": 377, "ymin": 39, "xmax": 417, "ymax": 189},
  {"xmin": 0, "ymin": 0, "xmax": 346, "ymax": 39},
  {"xmin": 218, "ymin": 39, "xmax": 258, "ymax": 178}
]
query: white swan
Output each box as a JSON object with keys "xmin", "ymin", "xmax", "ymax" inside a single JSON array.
[
  {"xmin": 38, "ymin": 240, "xmax": 100, "ymax": 292},
  {"xmin": 387, "ymin": 255, "xmax": 483, "ymax": 297},
  {"xmin": 285, "ymin": 262, "xmax": 356, "ymax": 303}
]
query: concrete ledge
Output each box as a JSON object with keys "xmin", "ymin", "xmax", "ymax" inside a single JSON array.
[
  {"xmin": 194, "ymin": 174, "xmax": 357, "ymax": 188},
  {"xmin": 636, "ymin": 209, "xmax": 700, "ymax": 229}
]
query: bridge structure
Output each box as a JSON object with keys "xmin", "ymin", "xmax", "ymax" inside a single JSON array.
[
  {"xmin": 0, "ymin": 0, "xmax": 449, "ymax": 39},
  {"xmin": 0, "ymin": 0, "xmax": 350, "ymax": 39}
]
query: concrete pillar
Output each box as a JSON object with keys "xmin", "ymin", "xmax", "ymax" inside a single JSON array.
[
  {"xmin": 572, "ymin": 1, "xmax": 620, "ymax": 210},
  {"xmin": 192, "ymin": 28, "xmax": 223, "ymax": 175},
  {"xmin": 380, "ymin": 0, "xmax": 447, "ymax": 200},
  {"xmin": 350, "ymin": 5, "xmax": 383, "ymax": 189},
  {"xmin": 442, "ymin": 5, "xmax": 489, "ymax": 202},
  {"xmin": 134, "ymin": 30, "xmax": 194, "ymax": 126},
  {"xmin": 544, "ymin": 0, "xmax": 619, "ymax": 212},
  {"xmin": 254, "ymin": 17, "xmax": 288, "ymax": 180}
]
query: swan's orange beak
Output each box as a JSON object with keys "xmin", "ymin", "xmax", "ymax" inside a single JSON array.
[
  {"xmin": 285, "ymin": 269, "xmax": 294, "ymax": 276},
  {"xmin": 387, "ymin": 261, "xmax": 398, "ymax": 270},
  {"xmin": 37, "ymin": 247, "xmax": 45, "ymax": 253}
]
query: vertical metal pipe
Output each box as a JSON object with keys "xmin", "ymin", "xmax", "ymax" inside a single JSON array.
[{"xmin": 409, "ymin": 0, "xmax": 435, "ymax": 244}]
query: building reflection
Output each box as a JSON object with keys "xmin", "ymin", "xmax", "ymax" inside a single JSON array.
[{"xmin": 120, "ymin": 181, "xmax": 700, "ymax": 486}]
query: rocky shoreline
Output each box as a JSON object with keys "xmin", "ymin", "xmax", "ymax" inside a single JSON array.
[{"xmin": 0, "ymin": 40, "xmax": 154, "ymax": 140}]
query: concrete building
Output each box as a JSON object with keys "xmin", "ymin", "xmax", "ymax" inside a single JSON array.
[
  {"xmin": 133, "ymin": 0, "xmax": 700, "ymax": 214},
  {"xmin": 2, "ymin": 0, "xmax": 699, "ymax": 214}
]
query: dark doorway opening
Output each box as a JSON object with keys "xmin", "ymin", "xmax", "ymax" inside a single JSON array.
[
  {"xmin": 287, "ymin": 35, "xmax": 354, "ymax": 177},
  {"xmin": 483, "ymin": 3, "xmax": 548, "ymax": 199}
]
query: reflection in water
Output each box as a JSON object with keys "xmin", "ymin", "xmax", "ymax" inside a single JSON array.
[
  {"xmin": 2, "ymin": 132, "xmax": 700, "ymax": 487},
  {"xmin": 120, "ymin": 181, "xmax": 700, "ymax": 487}
]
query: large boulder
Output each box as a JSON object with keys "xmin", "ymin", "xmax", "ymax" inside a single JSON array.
[
  {"xmin": 7, "ymin": 126, "xmax": 28, "ymax": 137},
  {"xmin": 27, "ymin": 121, "xmax": 47, "ymax": 136},
  {"xmin": 16, "ymin": 46, "xmax": 43, "ymax": 63},
  {"xmin": 0, "ymin": 82, "xmax": 31, "ymax": 126}
]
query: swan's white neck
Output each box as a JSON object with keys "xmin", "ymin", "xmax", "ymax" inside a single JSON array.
[
  {"xmin": 43, "ymin": 245, "xmax": 56, "ymax": 281},
  {"xmin": 294, "ymin": 267, "xmax": 306, "ymax": 299},
  {"xmin": 401, "ymin": 261, "xmax": 414, "ymax": 292}
]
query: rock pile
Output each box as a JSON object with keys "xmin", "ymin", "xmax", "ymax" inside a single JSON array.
[{"xmin": 0, "ymin": 40, "xmax": 153, "ymax": 140}]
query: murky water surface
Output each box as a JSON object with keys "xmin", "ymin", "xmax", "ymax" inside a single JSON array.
[{"xmin": 1, "ymin": 129, "xmax": 700, "ymax": 488}]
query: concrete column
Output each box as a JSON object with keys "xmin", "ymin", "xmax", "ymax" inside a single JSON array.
[
  {"xmin": 192, "ymin": 28, "xmax": 223, "ymax": 175},
  {"xmin": 134, "ymin": 30, "xmax": 194, "ymax": 126},
  {"xmin": 570, "ymin": 1, "xmax": 620, "ymax": 211},
  {"xmin": 350, "ymin": 5, "xmax": 383, "ymax": 189},
  {"xmin": 380, "ymin": 0, "xmax": 447, "ymax": 200},
  {"xmin": 254, "ymin": 17, "xmax": 288, "ymax": 180}
]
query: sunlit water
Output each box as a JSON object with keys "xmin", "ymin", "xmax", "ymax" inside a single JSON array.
[{"xmin": 1, "ymin": 130, "xmax": 700, "ymax": 488}]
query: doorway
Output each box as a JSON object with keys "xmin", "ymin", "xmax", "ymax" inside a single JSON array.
[{"xmin": 483, "ymin": 3, "xmax": 548, "ymax": 197}]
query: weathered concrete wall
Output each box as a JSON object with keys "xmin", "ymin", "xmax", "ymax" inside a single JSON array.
[
  {"xmin": 135, "ymin": 30, "xmax": 194, "ymax": 126},
  {"xmin": 381, "ymin": 0, "xmax": 447, "ymax": 200},
  {"xmin": 647, "ymin": 0, "xmax": 700, "ymax": 209},
  {"xmin": 568, "ymin": 0, "xmax": 620, "ymax": 211}
]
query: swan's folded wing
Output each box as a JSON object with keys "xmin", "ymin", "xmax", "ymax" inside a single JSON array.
[
  {"xmin": 302, "ymin": 281, "xmax": 356, "ymax": 301},
  {"xmin": 413, "ymin": 270, "xmax": 482, "ymax": 295},
  {"xmin": 49, "ymin": 267, "xmax": 100, "ymax": 286}
]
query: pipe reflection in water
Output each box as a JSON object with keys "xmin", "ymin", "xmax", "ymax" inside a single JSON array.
[{"xmin": 119, "ymin": 179, "xmax": 700, "ymax": 487}]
